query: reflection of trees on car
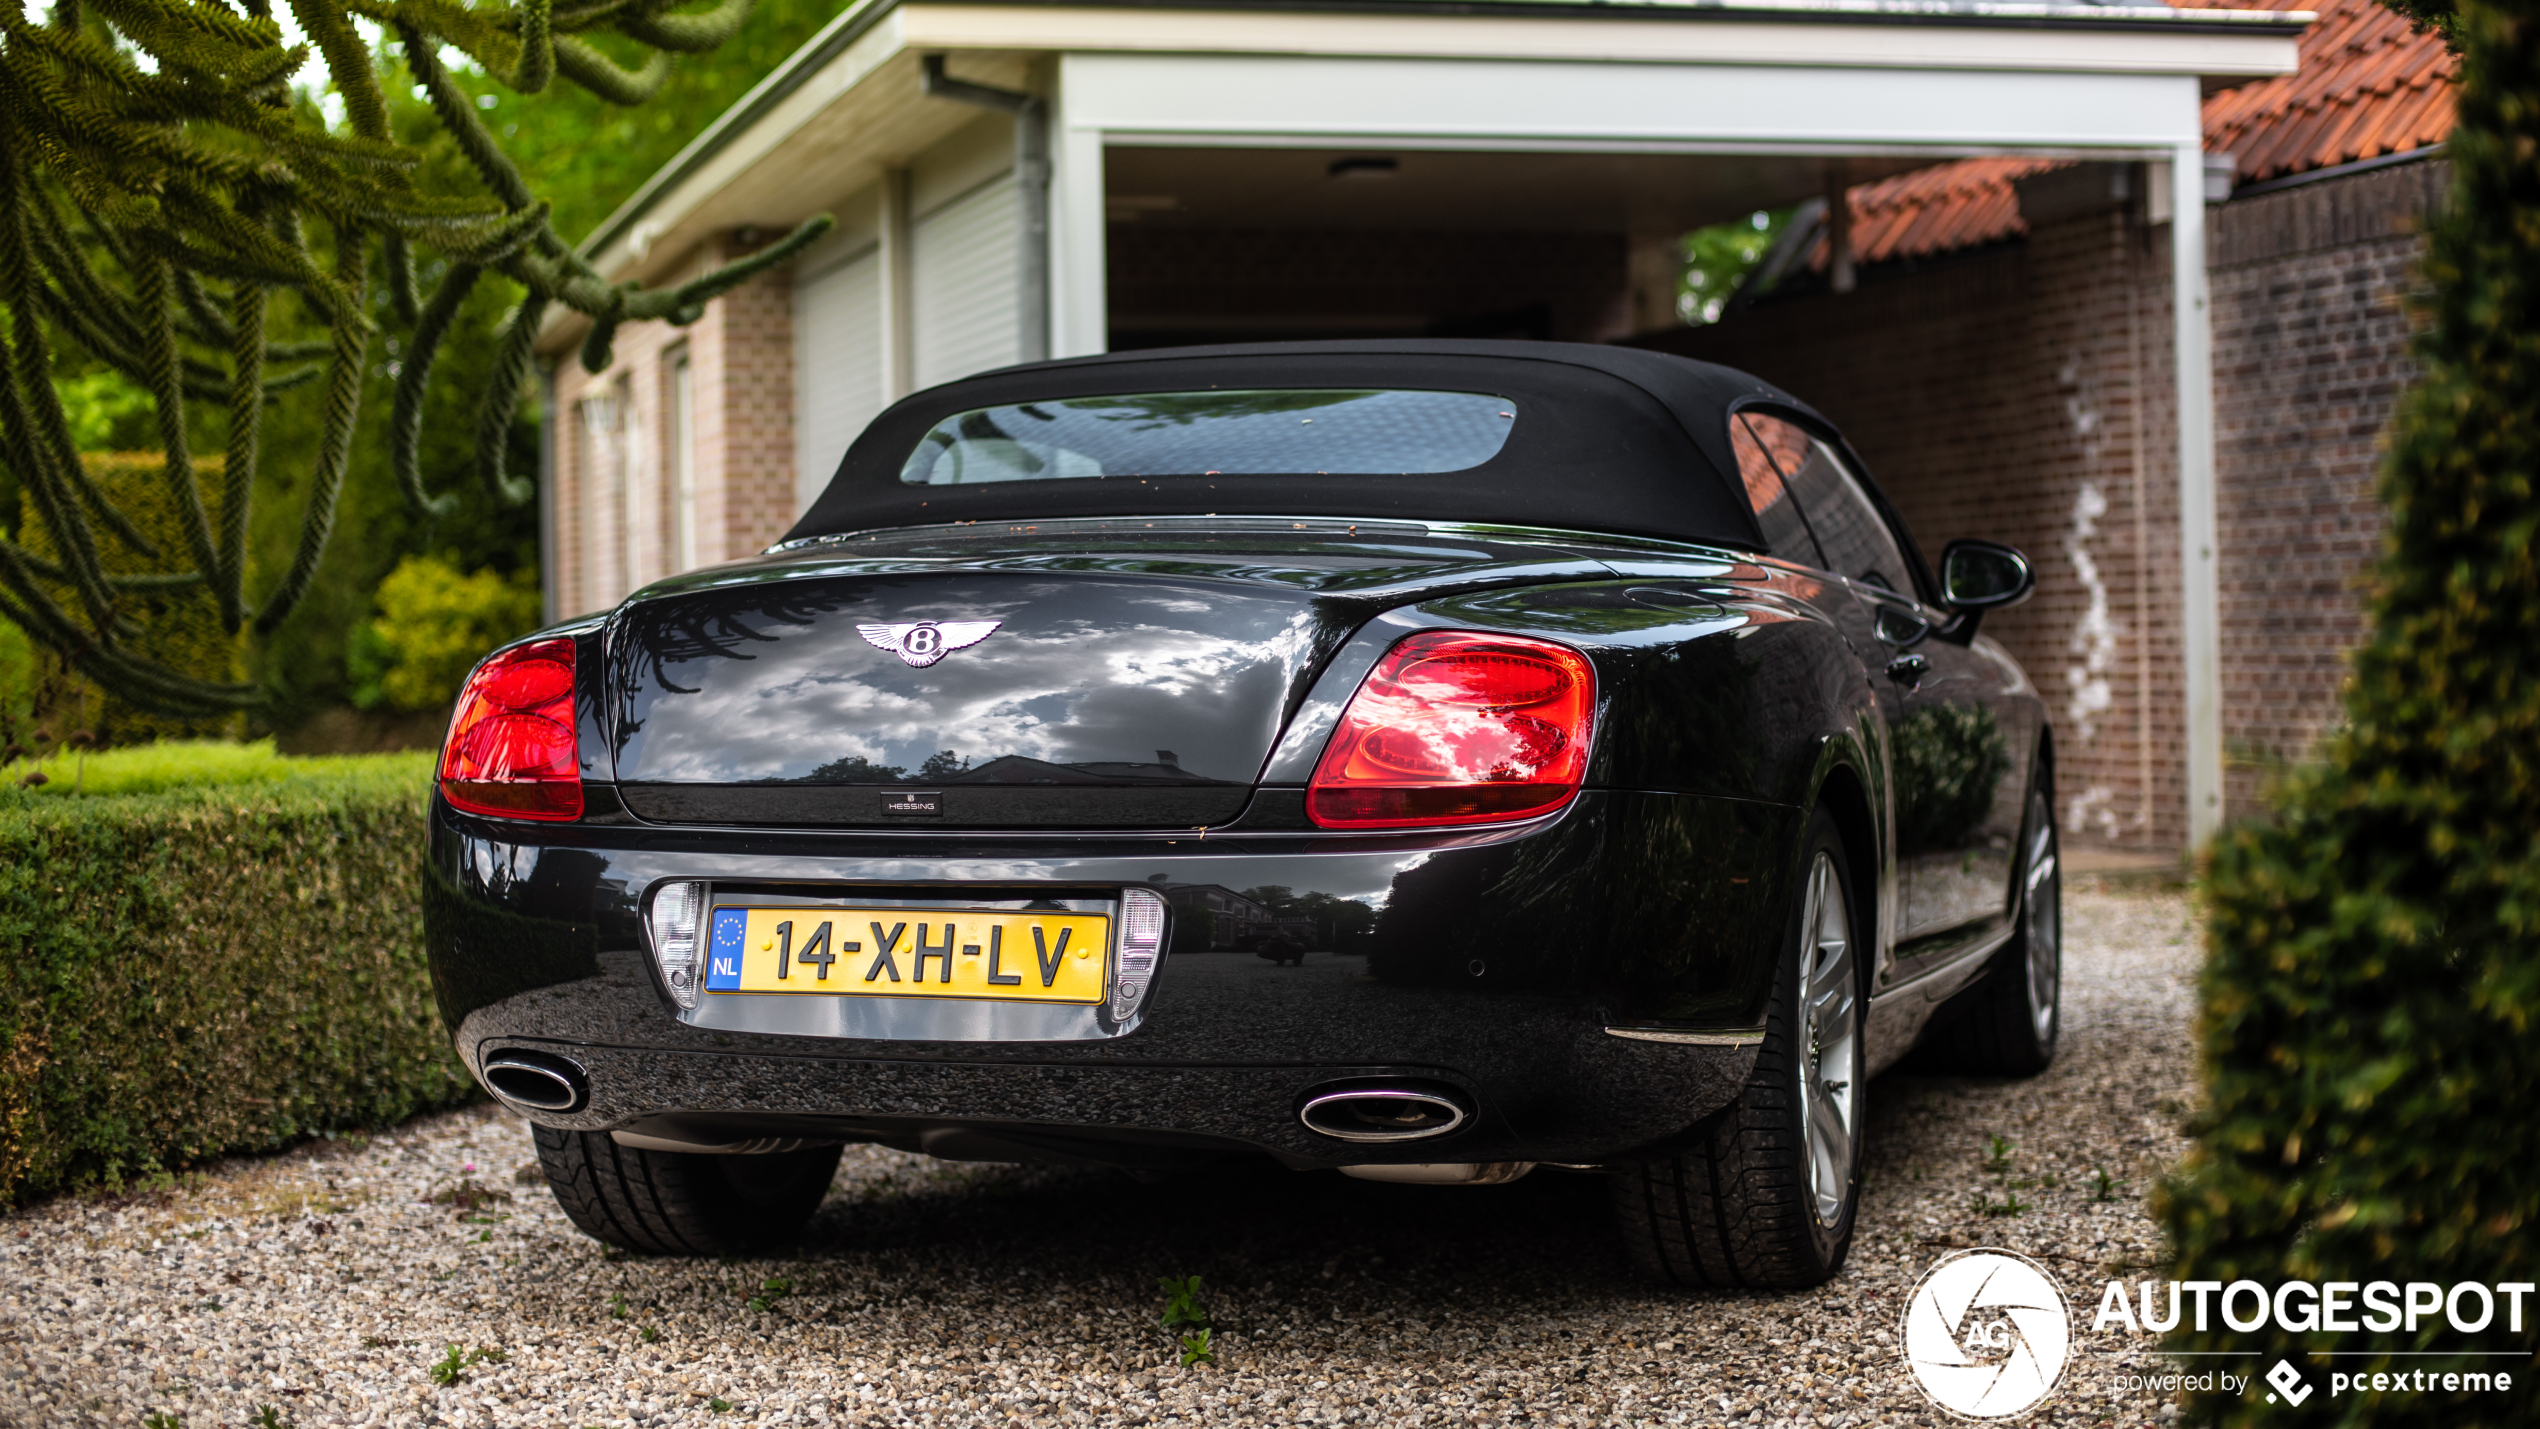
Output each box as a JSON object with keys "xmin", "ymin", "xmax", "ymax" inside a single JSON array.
[
  {"xmin": 1891, "ymin": 704, "xmax": 2009, "ymax": 854},
  {"xmin": 1239, "ymin": 885, "xmax": 1377, "ymax": 951}
]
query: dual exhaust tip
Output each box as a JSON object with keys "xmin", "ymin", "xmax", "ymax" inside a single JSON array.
[{"xmin": 486, "ymin": 1060, "xmax": 1491, "ymax": 1167}]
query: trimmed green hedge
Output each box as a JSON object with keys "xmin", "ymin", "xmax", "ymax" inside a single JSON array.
[
  {"xmin": 2162, "ymin": 0, "xmax": 2538, "ymax": 1423},
  {"xmin": 0, "ymin": 752, "xmax": 474, "ymax": 1205}
]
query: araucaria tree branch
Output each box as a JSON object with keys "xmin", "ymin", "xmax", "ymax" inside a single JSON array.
[{"xmin": 0, "ymin": 0, "xmax": 830, "ymax": 715}]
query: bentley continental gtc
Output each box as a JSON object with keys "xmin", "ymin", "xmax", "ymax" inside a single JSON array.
[{"xmin": 427, "ymin": 340, "xmax": 2060, "ymax": 1288}]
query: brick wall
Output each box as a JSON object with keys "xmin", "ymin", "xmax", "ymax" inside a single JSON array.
[
  {"xmin": 1643, "ymin": 158, "xmax": 2446, "ymax": 850},
  {"xmin": 549, "ymin": 234, "xmax": 795, "ymax": 617},
  {"xmin": 1650, "ymin": 210, "xmax": 2187, "ymax": 851},
  {"xmin": 2208, "ymin": 160, "xmax": 2445, "ymax": 821}
]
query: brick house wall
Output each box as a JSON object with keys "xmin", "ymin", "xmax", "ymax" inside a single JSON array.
[
  {"xmin": 1652, "ymin": 205, "xmax": 2188, "ymax": 851},
  {"xmin": 2208, "ymin": 160, "xmax": 2446, "ymax": 820},
  {"xmin": 1647, "ymin": 158, "xmax": 2447, "ymax": 850},
  {"xmin": 549, "ymin": 233, "xmax": 796, "ymax": 618}
]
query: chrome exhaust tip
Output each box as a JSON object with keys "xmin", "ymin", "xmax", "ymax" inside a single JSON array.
[
  {"xmin": 1297, "ymin": 1084, "xmax": 1471, "ymax": 1143},
  {"xmin": 481, "ymin": 1049, "xmax": 589, "ymax": 1115}
]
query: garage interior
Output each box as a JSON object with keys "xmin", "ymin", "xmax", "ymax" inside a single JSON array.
[{"xmin": 1100, "ymin": 145, "xmax": 1933, "ymax": 349}]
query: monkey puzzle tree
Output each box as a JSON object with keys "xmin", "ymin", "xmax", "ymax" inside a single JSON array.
[{"xmin": 0, "ymin": 0, "xmax": 826, "ymax": 714}]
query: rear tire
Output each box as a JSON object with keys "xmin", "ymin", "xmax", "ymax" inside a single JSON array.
[
  {"xmin": 1922, "ymin": 765, "xmax": 2061, "ymax": 1076},
  {"xmin": 1609, "ymin": 807, "xmax": 1865, "ymax": 1289},
  {"xmin": 533, "ymin": 1127, "xmax": 841, "ymax": 1256}
]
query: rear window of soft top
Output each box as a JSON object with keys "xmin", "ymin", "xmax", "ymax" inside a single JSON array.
[{"xmin": 899, "ymin": 388, "xmax": 1517, "ymax": 485}]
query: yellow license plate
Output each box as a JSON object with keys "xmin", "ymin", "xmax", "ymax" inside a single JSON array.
[{"xmin": 701, "ymin": 907, "xmax": 1110, "ymax": 1003}]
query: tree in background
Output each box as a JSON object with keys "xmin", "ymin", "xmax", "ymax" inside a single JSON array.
[
  {"xmin": 2160, "ymin": 0, "xmax": 2535, "ymax": 1421},
  {"xmin": 1677, "ymin": 209, "xmax": 1794, "ymax": 326},
  {"xmin": 0, "ymin": 0, "xmax": 831, "ymax": 720}
]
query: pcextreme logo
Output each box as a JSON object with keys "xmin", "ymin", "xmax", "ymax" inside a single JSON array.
[{"xmin": 1904, "ymin": 1249, "xmax": 2074, "ymax": 1419}]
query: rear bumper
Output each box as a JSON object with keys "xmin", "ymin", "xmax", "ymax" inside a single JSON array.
[{"xmin": 427, "ymin": 787, "xmax": 1798, "ymax": 1165}]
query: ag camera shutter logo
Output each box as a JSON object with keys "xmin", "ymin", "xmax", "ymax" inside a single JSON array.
[{"xmin": 1904, "ymin": 1249, "xmax": 2073, "ymax": 1419}]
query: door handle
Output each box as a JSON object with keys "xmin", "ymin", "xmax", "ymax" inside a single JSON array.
[{"xmin": 1885, "ymin": 654, "xmax": 1930, "ymax": 689}]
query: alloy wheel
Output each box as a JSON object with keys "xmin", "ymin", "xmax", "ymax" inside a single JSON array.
[
  {"xmin": 2022, "ymin": 804, "xmax": 2062, "ymax": 1045},
  {"xmin": 1795, "ymin": 851, "xmax": 1861, "ymax": 1228}
]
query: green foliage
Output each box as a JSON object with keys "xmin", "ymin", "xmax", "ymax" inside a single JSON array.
[
  {"xmin": 55, "ymin": 371, "xmax": 156, "ymax": 452},
  {"xmin": 0, "ymin": 751, "xmax": 468, "ymax": 1205},
  {"xmin": 18, "ymin": 454, "xmax": 245, "ymax": 744},
  {"xmin": 0, "ymin": 0, "xmax": 831, "ymax": 719},
  {"xmin": 429, "ymin": 1344, "xmax": 505, "ymax": 1387},
  {"xmin": 1679, "ymin": 209, "xmax": 1796, "ymax": 326},
  {"xmin": 2378, "ymin": 0, "xmax": 2462, "ymax": 46},
  {"xmin": 348, "ymin": 554, "xmax": 541, "ymax": 712},
  {"xmin": 1161, "ymin": 1275, "xmax": 1216, "ymax": 1366},
  {"xmin": 1159, "ymin": 1274, "xmax": 1212, "ymax": 1332},
  {"xmin": 1890, "ymin": 702, "xmax": 2009, "ymax": 853},
  {"xmin": 7, "ymin": 736, "xmax": 363, "ymax": 797},
  {"xmin": 2161, "ymin": 0, "xmax": 2539, "ymax": 1422}
]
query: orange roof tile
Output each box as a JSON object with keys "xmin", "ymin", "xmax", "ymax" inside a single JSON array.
[
  {"xmin": 2190, "ymin": 0, "xmax": 2455, "ymax": 181},
  {"xmin": 1801, "ymin": 0, "xmax": 2452, "ymax": 272}
]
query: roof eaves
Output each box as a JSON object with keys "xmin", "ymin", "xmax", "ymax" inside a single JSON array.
[
  {"xmin": 580, "ymin": 0, "xmax": 905, "ymax": 266},
  {"xmin": 575, "ymin": 0, "xmax": 2312, "ymax": 267}
]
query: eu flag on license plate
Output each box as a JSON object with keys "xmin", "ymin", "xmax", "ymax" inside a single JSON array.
[{"xmin": 705, "ymin": 909, "xmax": 747, "ymax": 991}]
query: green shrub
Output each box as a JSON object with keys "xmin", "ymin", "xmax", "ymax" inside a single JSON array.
[
  {"xmin": 7, "ymin": 738, "xmax": 392, "ymax": 799},
  {"xmin": 0, "ymin": 753, "xmax": 472, "ymax": 1204},
  {"xmin": 16, "ymin": 454, "xmax": 245, "ymax": 746},
  {"xmin": 2162, "ymin": 1, "xmax": 2538, "ymax": 1422},
  {"xmin": 349, "ymin": 555, "xmax": 544, "ymax": 714}
]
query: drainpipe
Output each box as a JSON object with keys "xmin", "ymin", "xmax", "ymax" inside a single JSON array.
[
  {"xmin": 921, "ymin": 55, "xmax": 1050, "ymax": 365},
  {"xmin": 537, "ymin": 357, "xmax": 558, "ymax": 625}
]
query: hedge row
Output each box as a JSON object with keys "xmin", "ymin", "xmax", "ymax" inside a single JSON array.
[
  {"xmin": 2162, "ymin": 0, "xmax": 2538, "ymax": 1423},
  {"xmin": 0, "ymin": 755, "xmax": 475, "ymax": 1206}
]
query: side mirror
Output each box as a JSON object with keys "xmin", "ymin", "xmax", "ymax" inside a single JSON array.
[{"xmin": 1940, "ymin": 540, "xmax": 2034, "ymax": 611}]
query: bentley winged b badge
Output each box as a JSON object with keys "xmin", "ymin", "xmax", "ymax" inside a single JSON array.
[{"xmin": 858, "ymin": 620, "xmax": 1002, "ymax": 667}]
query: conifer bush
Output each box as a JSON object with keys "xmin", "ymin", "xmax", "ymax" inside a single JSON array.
[{"xmin": 2161, "ymin": 0, "xmax": 2538, "ymax": 1421}]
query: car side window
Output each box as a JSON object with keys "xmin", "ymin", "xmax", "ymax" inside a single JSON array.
[
  {"xmin": 1743, "ymin": 412, "xmax": 1912, "ymax": 594},
  {"xmin": 1729, "ymin": 414, "xmax": 1823, "ymax": 566}
]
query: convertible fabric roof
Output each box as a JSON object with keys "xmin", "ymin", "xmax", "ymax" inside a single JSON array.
[{"xmin": 783, "ymin": 340, "xmax": 1827, "ymax": 550}]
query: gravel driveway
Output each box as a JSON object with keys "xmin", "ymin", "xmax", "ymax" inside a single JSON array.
[{"xmin": 3, "ymin": 882, "xmax": 2202, "ymax": 1429}]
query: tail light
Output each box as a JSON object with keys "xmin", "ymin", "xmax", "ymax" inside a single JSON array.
[
  {"xmin": 440, "ymin": 637, "xmax": 582, "ymax": 821},
  {"xmin": 1308, "ymin": 631, "xmax": 1595, "ymax": 828}
]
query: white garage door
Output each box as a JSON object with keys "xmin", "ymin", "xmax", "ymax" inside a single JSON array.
[
  {"xmin": 793, "ymin": 246, "xmax": 884, "ymax": 513},
  {"xmin": 912, "ymin": 176, "xmax": 1018, "ymax": 390}
]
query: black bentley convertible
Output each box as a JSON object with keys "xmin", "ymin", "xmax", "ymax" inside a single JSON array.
[{"xmin": 427, "ymin": 339, "xmax": 2059, "ymax": 1288}]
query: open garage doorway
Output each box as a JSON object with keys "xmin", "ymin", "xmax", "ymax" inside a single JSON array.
[{"xmin": 1100, "ymin": 145, "xmax": 1933, "ymax": 350}]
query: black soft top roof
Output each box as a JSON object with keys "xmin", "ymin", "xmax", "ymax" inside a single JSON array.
[{"xmin": 782, "ymin": 339, "xmax": 1828, "ymax": 549}]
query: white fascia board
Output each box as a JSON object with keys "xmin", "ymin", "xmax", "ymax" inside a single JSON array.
[
  {"xmin": 580, "ymin": 8, "xmax": 909, "ymax": 284},
  {"xmin": 904, "ymin": 4, "xmax": 2303, "ymax": 78},
  {"xmin": 1060, "ymin": 52, "xmax": 2207, "ymax": 152}
]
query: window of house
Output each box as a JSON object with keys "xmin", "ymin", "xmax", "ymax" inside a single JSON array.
[
  {"xmin": 1741, "ymin": 412, "xmax": 1911, "ymax": 594},
  {"xmin": 1730, "ymin": 413, "xmax": 1822, "ymax": 565}
]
